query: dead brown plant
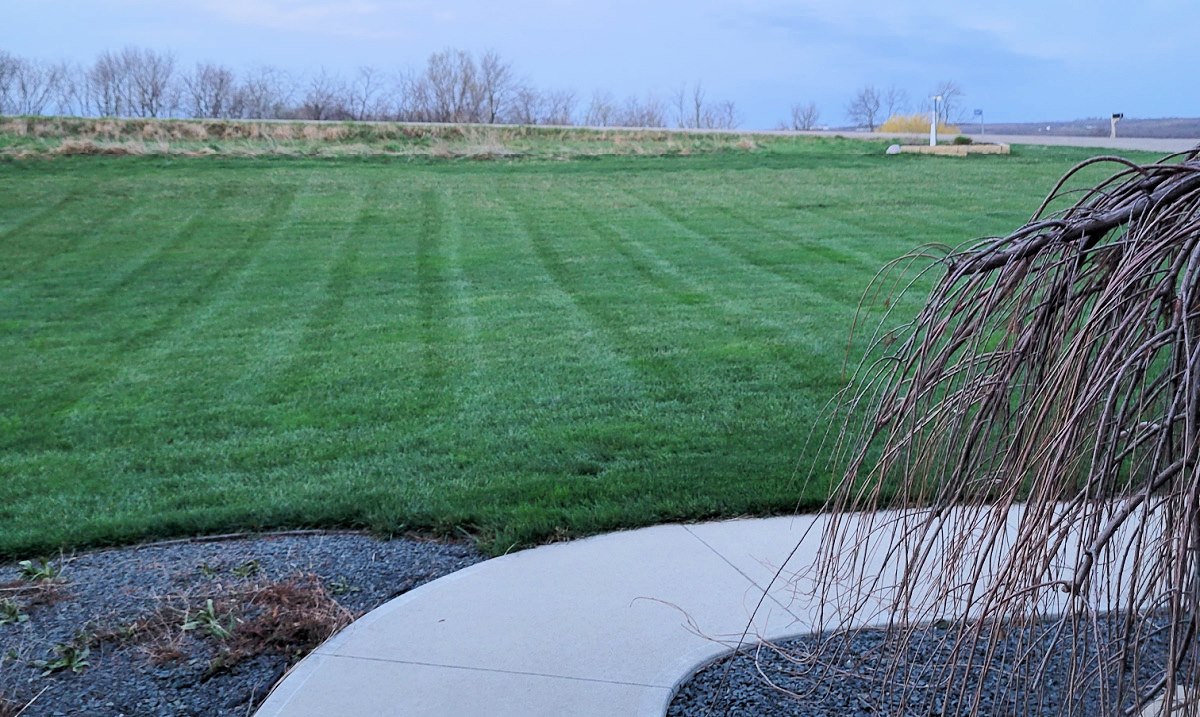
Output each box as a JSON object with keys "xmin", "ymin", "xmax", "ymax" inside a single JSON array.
[
  {"xmin": 223, "ymin": 574, "xmax": 353, "ymax": 665},
  {"xmin": 91, "ymin": 574, "xmax": 353, "ymax": 674}
]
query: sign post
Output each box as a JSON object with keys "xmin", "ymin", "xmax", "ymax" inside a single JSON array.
[{"xmin": 930, "ymin": 95, "xmax": 942, "ymax": 146}]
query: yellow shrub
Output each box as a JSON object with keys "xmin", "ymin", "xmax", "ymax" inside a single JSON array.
[{"xmin": 880, "ymin": 113, "xmax": 959, "ymax": 134}]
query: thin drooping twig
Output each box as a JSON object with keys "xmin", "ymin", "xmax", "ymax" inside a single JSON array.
[{"xmin": 798, "ymin": 145, "xmax": 1200, "ymax": 716}]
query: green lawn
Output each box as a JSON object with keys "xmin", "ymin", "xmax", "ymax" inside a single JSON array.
[{"xmin": 0, "ymin": 138, "xmax": 1149, "ymax": 556}]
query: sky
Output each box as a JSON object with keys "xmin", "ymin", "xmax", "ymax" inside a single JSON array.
[{"xmin": 3, "ymin": 0, "xmax": 1197, "ymax": 129}]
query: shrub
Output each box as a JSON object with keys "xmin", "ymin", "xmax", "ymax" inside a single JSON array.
[{"xmin": 879, "ymin": 113, "xmax": 960, "ymax": 134}]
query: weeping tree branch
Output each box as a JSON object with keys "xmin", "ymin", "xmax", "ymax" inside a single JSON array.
[{"xmin": 803, "ymin": 146, "xmax": 1200, "ymax": 716}]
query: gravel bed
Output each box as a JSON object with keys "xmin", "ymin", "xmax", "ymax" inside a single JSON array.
[
  {"xmin": 0, "ymin": 532, "xmax": 482, "ymax": 716},
  {"xmin": 669, "ymin": 616, "xmax": 1180, "ymax": 716}
]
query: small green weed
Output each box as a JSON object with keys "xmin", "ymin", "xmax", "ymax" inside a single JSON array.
[
  {"xmin": 35, "ymin": 641, "xmax": 90, "ymax": 676},
  {"xmin": 182, "ymin": 599, "xmax": 234, "ymax": 640},
  {"xmin": 327, "ymin": 577, "xmax": 360, "ymax": 596},
  {"xmin": 0, "ymin": 599, "xmax": 28, "ymax": 626},
  {"xmin": 232, "ymin": 560, "xmax": 261, "ymax": 578},
  {"xmin": 17, "ymin": 560, "xmax": 59, "ymax": 582}
]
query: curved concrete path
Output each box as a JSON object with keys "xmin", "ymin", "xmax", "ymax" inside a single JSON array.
[
  {"xmin": 255, "ymin": 502, "xmax": 1152, "ymax": 717},
  {"xmin": 254, "ymin": 515, "xmax": 822, "ymax": 716}
]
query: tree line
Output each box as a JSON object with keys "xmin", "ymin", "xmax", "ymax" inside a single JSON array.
[
  {"xmin": 0, "ymin": 46, "xmax": 743, "ymax": 129},
  {"xmin": 0, "ymin": 45, "xmax": 964, "ymax": 132}
]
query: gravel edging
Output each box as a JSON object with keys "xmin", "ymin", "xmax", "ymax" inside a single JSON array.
[
  {"xmin": 0, "ymin": 532, "xmax": 482, "ymax": 717},
  {"xmin": 668, "ymin": 616, "xmax": 1182, "ymax": 716}
]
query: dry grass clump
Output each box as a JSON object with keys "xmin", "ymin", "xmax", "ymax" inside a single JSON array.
[
  {"xmin": 805, "ymin": 146, "xmax": 1200, "ymax": 715},
  {"xmin": 879, "ymin": 113, "xmax": 960, "ymax": 134},
  {"xmin": 98, "ymin": 574, "xmax": 353, "ymax": 673},
  {"xmin": 226, "ymin": 575, "xmax": 354, "ymax": 663},
  {"xmin": 52, "ymin": 139, "xmax": 147, "ymax": 156}
]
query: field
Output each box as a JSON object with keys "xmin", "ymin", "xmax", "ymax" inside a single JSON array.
[{"xmin": 0, "ymin": 128, "xmax": 1149, "ymax": 557}]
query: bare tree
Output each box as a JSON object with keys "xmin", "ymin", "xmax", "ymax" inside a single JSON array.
[
  {"xmin": 413, "ymin": 48, "xmax": 485, "ymax": 123},
  {"xmin": 882, "ymin": 85, "xmax": 909, "ymax": 119},
  {"xmin": 708, "ymin": 100, "xmax": 738, "ymax": 130},
  {"xmin": 788, "ymin": 101, "xmax": 820, "ymax": 130},
  {"xmin": 386, "ymin": 69, "xmax": 418, "ymax": 121},
  {"xmin": 0, "ymin": 50, "xmax": 17, "ymax": 114},
  {"xmin": 541, "ymin": 89, "xmax": 575, "ymax": 125},
  {"xmin": 51, "ymin": 62, "xmax": 86, "ymax": 116},
  {"xmin": 182, "ymin": 62, "xmax": 235, "ymax": 118},
  {"xmin": 673, "ymin": 82, "xmax": 739, "ymax": 130},
  {"xmin": 930, "ymin": 79, "xmax": 964, "ymax": 125},
  {"xmin": 478, "ymin": 50, "xmax": 513, "ymax": 124},
  {"xmin": 673, "ymin": 82, "xmax": 704, "ymax": 128},
  {"xmin": 85, "ymin": 50, "xmax": 128, "ymax": 117},
  {"xmin": 845, "ymin": 84, "xmax": 882, "ymax": 131},
  {"xmin": 584, "ymin": 90, "xmax": 617, "ymax": 127},
  {"xmin": 618, "ymin": 93, "xmax": 666, "ymax": 127},
  {"xmin": 231, "ymin": 65, "xmax": 292, "ymax": 119},
  {"xmin": 346, "ymin": 65, "xmax": 385, "ymax": 121},
  {"xmin": 0, "ymin": 55, "xmax": 64, "ymax": 115},
  {"xmin": 299, "ymin": 68, "xmax": 349, "ymax": 120},
  {"xmin": 125, "ymin": 47, "xmax": 177, "ymax": 118},
  {"xmin": 508, "ymin": 84, "xmax": 542, "ymax": 125}
]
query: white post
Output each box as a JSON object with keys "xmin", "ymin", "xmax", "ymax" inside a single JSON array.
[{"xmin": 930, "ymin": 96, "xmax": 941, "ymax": 146}]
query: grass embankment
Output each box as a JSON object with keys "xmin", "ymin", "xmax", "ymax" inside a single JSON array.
[
  {"xmin": 0, "ymin": 131, "xmax": 1151, "ymax": 556},
  {"xmin": 0, "ymin": 116, "xmax": 767, "ymax": 159}
]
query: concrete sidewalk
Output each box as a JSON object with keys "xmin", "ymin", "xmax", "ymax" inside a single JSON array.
[
  {"xmin": 253, "ymin": 515, "xmax": 824, "ymax": 717},
  {"xmin": 254, "ymin": 505, "xmax": 1151, "ymax": 716}
]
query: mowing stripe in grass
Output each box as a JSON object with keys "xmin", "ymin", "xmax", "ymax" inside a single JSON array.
[
  {"xmin": 564, "ymin": 193, "xmax": 705, "ymax": 305},
  {"xmin": 0, "ymin": 146, "xmax": 1143, "ymax": 557},
  {"xmin": 622, "ymin": 188, "xmax": 810, "ymax": 291},
  {"xmin": 241, "ymin": 175, "xmax": 378, "ymax": 423},
  {"xmin": 0, "ymin": 191, "xmax": 140, "ymax": 306},
  {"xmin": 616, "ymin": 187, "xmax": 848, "ymax": 344},
  {"xmin": 0, "ymin": 187, "xmax": 85, "ymax": 245},
  {"xmin": 0, "ymin": 182, "xmax": 303, "ymax": 454},
  {"xmin": 416, "ymin": 187, "xmax": 454, "ymax": 414},
  {"xmin": 53, "ymin": 187, "xmax": 228, "ymax": 324},
  {"xmin": 499, "ymin": 185, "xmax": 689, "ymax": 402},
  {"xmin": 53, "ymin": 181, "xmax": 309, "ymax": 450},
  {"xmin": 560, "ymin": 191, "xmax": 823, "ymax": 394},
  {"xmin": 568, "ymin": 179, "xmax": 854, "ymax": 396}
]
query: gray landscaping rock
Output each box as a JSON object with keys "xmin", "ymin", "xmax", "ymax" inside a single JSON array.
[{"xmin": 0, "ymin": 532, "xmax": 482, "ymax": 717}]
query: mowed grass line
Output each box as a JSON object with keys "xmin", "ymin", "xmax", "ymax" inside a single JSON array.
[{"xmin": 0, "ymin": 143, "xmax": 1156, "ymax": 556}]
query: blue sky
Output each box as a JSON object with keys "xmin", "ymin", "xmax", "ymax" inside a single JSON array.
[{"xmin": 4, "ymin": 0, "xmax": 1196, "ymax": 128}]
